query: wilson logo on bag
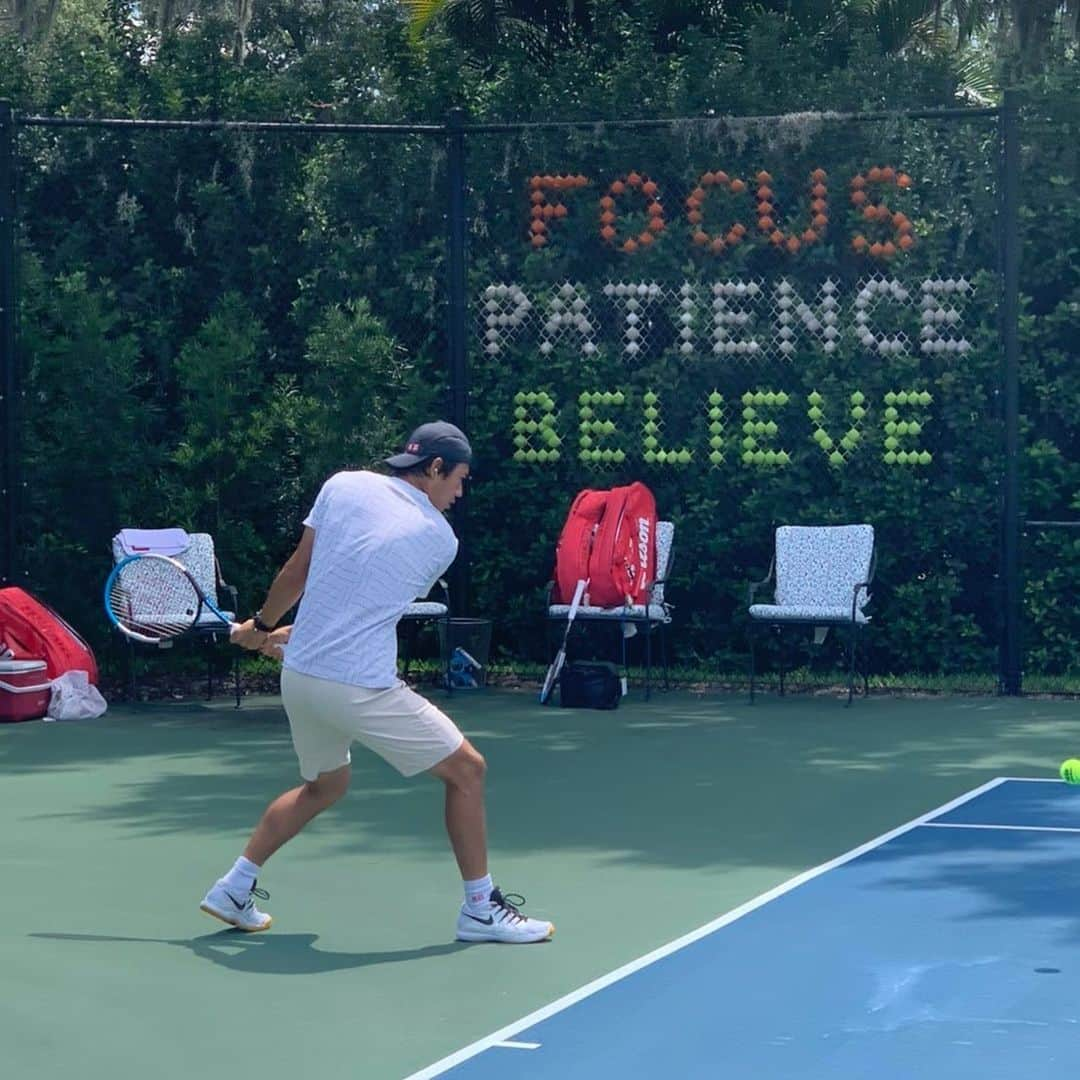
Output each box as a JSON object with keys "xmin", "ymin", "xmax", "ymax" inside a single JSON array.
[{"xmin": 552, "ymin": 482, "xmax": 658, "ymax": 608}]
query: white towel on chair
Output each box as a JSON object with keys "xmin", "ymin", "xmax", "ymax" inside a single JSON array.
[{"xmin": 115, "ymin": 528, "xmax": 191, "ymax": 557}]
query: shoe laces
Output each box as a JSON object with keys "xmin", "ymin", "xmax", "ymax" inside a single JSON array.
[
  {"xmin": 489, "ymin": 887, "xmax": 529, "ymax": 924},
  {"xmin": 248, "ymin": 881, "xmax": 270, "ymax": 906}
]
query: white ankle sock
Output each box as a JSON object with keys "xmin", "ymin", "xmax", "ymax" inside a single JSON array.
[
  {"xmin": 463, "ymin": 873, "xmax": 493, "ymax": 912},
  {"xmin": 222, "ymin": 856, "xmax": 261, "ymax": 896}
]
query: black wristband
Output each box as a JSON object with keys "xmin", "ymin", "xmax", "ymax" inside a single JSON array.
[{"xmin": 252, "ymin": 612, "xmax": 275, "ymax": 634}]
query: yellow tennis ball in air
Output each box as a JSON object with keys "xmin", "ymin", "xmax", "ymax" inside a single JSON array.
[{"xmin": 1060, "ymin": 758, "xmax": 1080, "ymax": 784}]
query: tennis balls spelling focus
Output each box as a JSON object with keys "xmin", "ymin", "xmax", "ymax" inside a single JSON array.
[{"xmin": 1060, "ymin": 758, "xmax": 1080, "ymax": 784}]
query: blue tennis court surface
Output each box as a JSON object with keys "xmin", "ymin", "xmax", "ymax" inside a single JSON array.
[{"xmin": 411, "ymin": 778, "xmax": 1080, "ymax": 1078}]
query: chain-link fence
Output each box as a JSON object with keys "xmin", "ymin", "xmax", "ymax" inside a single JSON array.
[
  {"xmin": 0, "ymin": 102, "xmax": 1051, "ymax": 689},
  {"xmin": 461, "ymin": 109, "xmax": 1016, "ymax": 685}
]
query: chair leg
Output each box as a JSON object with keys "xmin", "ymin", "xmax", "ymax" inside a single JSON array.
[
  {"xmin": 234, "ymin": 651, "xmax": 241, "ymax": 708},
  {"xmin": 778, "ymin": 628, "xmax": 786, "ymax": 697},
  {"xmin": 645, "ymin": 620, "xmax": 653, "ymax": 702},
  {"xmin": 206, "ymin": 645, "xmax": 213, "ymax": 701},
  {"xmin": 661, "ymin": 623, "xmax": 670, "ymax": 690},
  {"xmin": 862, "ymin": 627, "xmax": 870, "ymax": 698},
  {"xmin": 749, "ymin": 621, "xmax": 756, "ymax": 704},
  {"xmin": 127, "ymin": 638, "xmax": 137, "ymax": 701},
  {"xmin": 401, "ymin": 620, "xmax": 419, "ymax": 680},
  {"xmin": 846, "ymin": 622, "xmax": 857, "ymax": 706},
  {"xmin": 443, "ymin": 616, "xmax": 453, "ymax": 696}
]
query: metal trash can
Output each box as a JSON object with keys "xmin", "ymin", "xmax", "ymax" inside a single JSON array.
[{"xmin": 438, "ymin": 618, "xmax": 492, "ymax": 690}]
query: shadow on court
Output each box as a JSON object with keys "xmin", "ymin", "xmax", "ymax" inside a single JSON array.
[
  {"xmin": 30, "ymin": 930, "xmax": 468, "ymax": 974},
  {"xmin": 3, "ymin": 689, "xmax": 1079, "ymax": 880},
  {"xmin": 855, "ymin": 803, "xmax": 1080, "ymax": 942},
  {"xmin": 6, "ymin": 694, "xmax": 1080, "ymax": 1080}
]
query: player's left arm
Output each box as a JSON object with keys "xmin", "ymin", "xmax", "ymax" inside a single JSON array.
[
  {"xmin": 258, "ymin": 625, "xmax": 292, "ymax": 660},
  {"xmin": 233, "ymin": 527, "xmax": 315, "ymax": 649}
]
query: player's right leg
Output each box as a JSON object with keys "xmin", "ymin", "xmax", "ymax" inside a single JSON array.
[
  {"xmin": 200, "ymin": 669, "xmax": 353, "ymax": 930},
  {"xmin": 200, "ymin": 764, "xmax": 351, "ymax": 931}
]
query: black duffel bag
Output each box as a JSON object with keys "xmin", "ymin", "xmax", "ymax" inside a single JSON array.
[{"xmin": 559, "ymin": 661, "xmax": 622, "ymax": 710}]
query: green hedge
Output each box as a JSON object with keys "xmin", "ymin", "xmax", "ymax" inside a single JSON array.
[{"xmin": 1, "ymin": 15, "xmax": 1076, "ymax": 681}]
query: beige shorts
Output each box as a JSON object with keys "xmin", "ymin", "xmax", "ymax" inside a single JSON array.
[{"xmin": 280, "ymin": 667, "xmax": 465, "ymax": 781}]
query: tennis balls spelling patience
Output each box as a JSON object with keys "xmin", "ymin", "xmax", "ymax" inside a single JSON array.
[{"xmin": 1059, "ymin": 758, "xmax": 1080, "ymax": 784}]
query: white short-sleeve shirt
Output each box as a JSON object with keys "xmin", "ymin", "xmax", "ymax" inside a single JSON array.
[{"xmin": 282, "ymin": 471, "xmax": 458, "ymax": 688}]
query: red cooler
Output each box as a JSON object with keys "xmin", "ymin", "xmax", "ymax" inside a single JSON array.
[{"xmin": 0, "ymin": 659, "xmax": 51, "ymax": 723}]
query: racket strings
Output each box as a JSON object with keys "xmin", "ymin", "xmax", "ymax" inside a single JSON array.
[{"xmin": 108, "ymin": 562, "xmax": 201, "ymax": 640}]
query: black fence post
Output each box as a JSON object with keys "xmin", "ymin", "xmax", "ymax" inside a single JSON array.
[
  {"xmin": 445, "ymin": 107, "xmax": 470, "ymax": 614},
  {"xmin": 999, "ymin": 90, "xmax": 1022, "ymax": 695},
  {"xmin": 0, "ymin": 101, "xmax": 17, "ymax": 587}
]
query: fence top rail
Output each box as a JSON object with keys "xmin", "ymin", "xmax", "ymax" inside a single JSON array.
[
  {"xmin": 464, "ymin": 106, "xmax": 1002, "ymax": 134},
  {"xmin": 0, "ymin": 104, "xmax": 1003, "ymax": 136},
  {"xmin": 7, "ymin": 115, "xmax": 446, "ymax": 136}
]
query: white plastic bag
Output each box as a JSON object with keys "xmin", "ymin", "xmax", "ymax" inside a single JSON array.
[{"xmin": 46, "ymin": 670, "xmax": 108, "ymax": 721}]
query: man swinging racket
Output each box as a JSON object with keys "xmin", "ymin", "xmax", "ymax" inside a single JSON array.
[{"xmin": 200, "ymin": 421, "xmax": 554, "ymax": 944}]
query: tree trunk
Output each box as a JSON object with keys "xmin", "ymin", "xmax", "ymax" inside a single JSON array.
[
  {"xmin": 233, "ymin": 0, "xmax": 253, "ymax": 64},
  {"xmin": 1010, "ymin": 0, "xmax": 1058, "ymax": 72}
]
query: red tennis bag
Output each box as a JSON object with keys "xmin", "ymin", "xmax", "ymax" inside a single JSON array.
[
  {"xmin": 0, "ymin": 586, "xmax": 99, "ymax": 684},
  {"xmin": 552, "ymin": 482, "xmax": 657, "ymax": 607}
]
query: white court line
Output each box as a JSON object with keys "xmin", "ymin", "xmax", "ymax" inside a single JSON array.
[
  {"xmin": 998, "ymin": 776, "xmax": 1065, "ymax": 784},
  {"xmin": 924, "ymin": 821, "xmax": 1080, "ymax": 834},
  {"xmin": 405, "ymin": 775, "xmax": 1011, "ymax": 1079},
  {"xmin": 492, "ymin": 1041, "xmax": 541, "ymax": 1050}
]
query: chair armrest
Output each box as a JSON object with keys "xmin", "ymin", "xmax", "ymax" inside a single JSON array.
[
  {"xmin": 848, "ymin": 547, "xmax": 877, "ymax": 621},
  {"xmin": 214, "ymin": 557, "xmax": 239, "ymax": 611},
  {"xmin": 850, "ymin": 581, "xmax": 871, "ymax": 622},
  {"xmin": 747, "ymin": 556, "xmax": 776, "ymax": 607}
]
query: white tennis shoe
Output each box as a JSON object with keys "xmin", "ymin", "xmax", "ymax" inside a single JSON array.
[
  {"xmin": 456, "ymin": 887, "xmax": 554, "ymax": 944},
  {"xmin": 200, "ymin": 880, "xmax": 273, "ymax": 932}
]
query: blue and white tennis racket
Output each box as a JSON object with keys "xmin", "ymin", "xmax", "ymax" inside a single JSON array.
[{"xmin": 104, "ymin": 553, "xmax": 237, "ymax": 645}]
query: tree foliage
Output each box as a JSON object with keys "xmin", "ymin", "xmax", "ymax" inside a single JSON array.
[{"xmin": 0, "ymin": 0, "xmax": 1076, "ymax": 680}]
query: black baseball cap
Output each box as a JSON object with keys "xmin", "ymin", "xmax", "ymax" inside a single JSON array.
[{"xmin": 385, "ymin": 421, "xmax": 473, "ymax": 469}]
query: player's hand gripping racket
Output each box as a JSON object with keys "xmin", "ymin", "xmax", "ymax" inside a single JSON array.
[
  {"xmin": 539, "ymin": 578, "xmax": 586, "ymax": 705},
  {"xmin": 104, "ymin": 553, "xmax": 237, "ymax": 644}
]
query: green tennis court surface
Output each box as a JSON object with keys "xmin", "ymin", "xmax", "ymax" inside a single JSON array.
[{"xmin": 2, "ymin": 689, "xmax": 1077, "ymax": 1079}]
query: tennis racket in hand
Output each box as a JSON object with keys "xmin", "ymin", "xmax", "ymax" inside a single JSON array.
[
  {"xmin": 104, "ymin": 553, "xmax": 237, "ymax": 645},
  {"xmin": 539, "ymin": 578, "xmax": 587, "ymax": 705}
]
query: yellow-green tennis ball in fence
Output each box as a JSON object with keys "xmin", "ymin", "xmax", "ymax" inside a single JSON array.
[{"xmin": 1060, "ymin": 759, "xmax": 1080, "ymax": 784}]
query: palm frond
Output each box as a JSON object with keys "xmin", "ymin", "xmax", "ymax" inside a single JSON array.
[{"xmin": 403, "ymin": 0, "xmax": 448, "ymax": 41}]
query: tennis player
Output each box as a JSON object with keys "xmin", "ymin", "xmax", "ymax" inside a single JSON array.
[{"xmin": 200, "ymin": 421, "xmax": 553, "ymax": 944}]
